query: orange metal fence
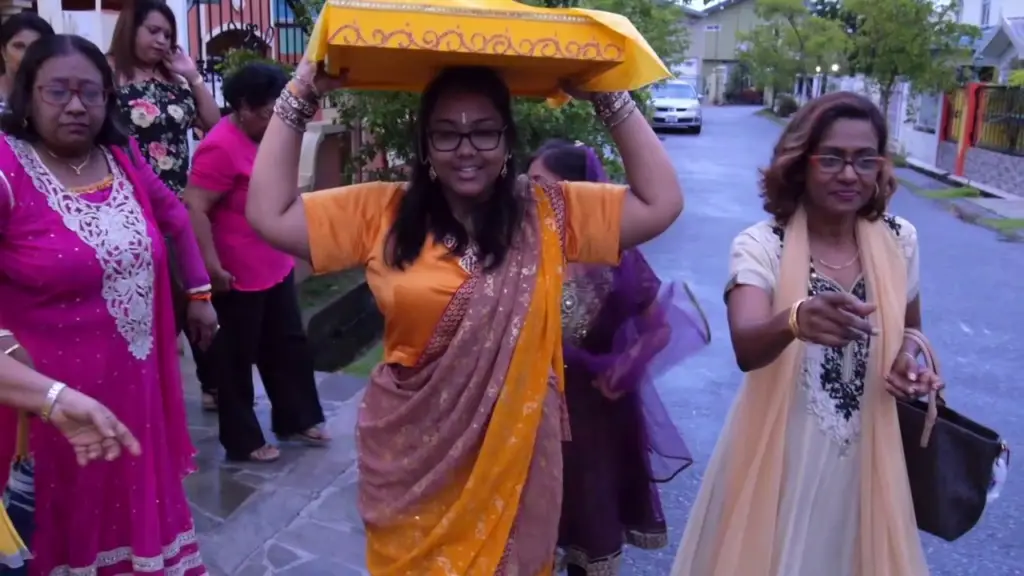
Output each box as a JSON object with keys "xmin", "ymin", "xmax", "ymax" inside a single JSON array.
[{"xmin": 972, "ymin": 85, "xmax": 1024, "ymax": 156}]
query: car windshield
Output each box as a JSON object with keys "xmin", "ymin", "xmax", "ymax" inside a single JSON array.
[{"xmin": 653, "ymin": 83, "xmax": 697, "ymax": 99}]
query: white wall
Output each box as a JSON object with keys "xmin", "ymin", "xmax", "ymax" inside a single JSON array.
[
  {"xmin": 959, "ymin": 0, "xmax": 1024, "ymax": 26},
  {"xmin": 34, "ymin": 0, "xmax": 188, "ymax": 55},
  {"xmin": 58, "ymin": 10, "xmax": 119, "ymax": 51}
]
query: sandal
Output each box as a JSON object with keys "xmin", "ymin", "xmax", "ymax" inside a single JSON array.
[
  {"xmin": 278, "ymin": 427, "xmax": 331, "ymax": 447},
  {"xmin": 201, "ymin": 392, "xmax": 218, "ymax": 412},
  {"xmin": 226, "ymin": 444, "xmax": 280, "ymax": 463}
]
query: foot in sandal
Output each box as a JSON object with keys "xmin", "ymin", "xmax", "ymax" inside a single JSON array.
[
  {"xmin": 278, "ymin": 426, "xmax": 331, "ymax": 447},
  {"xmin": 227, "ymin": 444, "xmax": 280, "ymax": 463}
]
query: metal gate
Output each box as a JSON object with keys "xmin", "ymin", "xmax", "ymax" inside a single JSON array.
[{"xmin": 186, "ymin": 0, "xmax": 310, "ymax": 107}]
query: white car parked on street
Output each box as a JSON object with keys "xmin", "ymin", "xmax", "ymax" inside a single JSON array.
[{"xmin": 649, "ymin": 81, "xmax": 702, "ymax": 134}]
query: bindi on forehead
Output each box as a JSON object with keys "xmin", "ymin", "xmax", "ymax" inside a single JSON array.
[{"xmin": 432, "ymin": 113, "xmax": 501, "ymax": 129}]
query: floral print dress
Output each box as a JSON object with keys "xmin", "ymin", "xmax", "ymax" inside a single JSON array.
[{"xmin": 117, "ymin": 78, "xmax": 197, "ymax": 196}]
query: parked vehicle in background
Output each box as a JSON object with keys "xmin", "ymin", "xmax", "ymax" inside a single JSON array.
[{"xmin": 650, "ymin": 80, "xmax": 703, "ymax": 134}]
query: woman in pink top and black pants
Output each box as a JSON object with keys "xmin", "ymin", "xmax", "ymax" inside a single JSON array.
[{"xmin": 184, "ymin": 63, "xmax": 327, "ymax": 462}]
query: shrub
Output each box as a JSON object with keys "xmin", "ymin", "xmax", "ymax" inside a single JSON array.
[{"xmin": 775, "ymin": 94, "xmax": 799, "ymax": 118}]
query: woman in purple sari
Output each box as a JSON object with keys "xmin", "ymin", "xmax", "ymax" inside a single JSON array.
[
  {"xmin": 527, "ymin": 140, "xmax": 710, "ymax": 575},
  {"xmin": 0, "ymin": 35, "xmax": 215, "ymax": 575}
]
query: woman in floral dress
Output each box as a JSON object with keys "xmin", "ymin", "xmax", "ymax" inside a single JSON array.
[{"xmin": 108, "ymin": 0, "xmax": 221, "ymax": 408}]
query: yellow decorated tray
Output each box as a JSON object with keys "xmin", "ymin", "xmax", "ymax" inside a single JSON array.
[{"xmin": 305, "ymin": 0, "xmax": 672, "ymax": 98}]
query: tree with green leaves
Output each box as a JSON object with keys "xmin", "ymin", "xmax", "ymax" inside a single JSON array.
[
  {"xmin": 844, "ymin": 0, "xmax": 979, "ymax": 114},
  {"xmin": 738, "ymin": 0, "xmax": 850, "ymax": 94}
]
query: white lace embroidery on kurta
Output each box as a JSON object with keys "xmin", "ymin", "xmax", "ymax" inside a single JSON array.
[{"xmin": 10, "ymin": 137, "xmax": 155, "ymax": 360}]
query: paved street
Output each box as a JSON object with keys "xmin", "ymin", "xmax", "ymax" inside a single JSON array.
[
  {"xmin": 188, "ymin": 106, "xmax": 1023, "ymax": 575},
  {"xmin": 623, "ymin": 106, "xmax": 1024, "ymax": 575}
]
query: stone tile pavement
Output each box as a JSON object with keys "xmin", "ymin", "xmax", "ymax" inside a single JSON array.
[{"xmin": 177, "ymin": 343, "xmax": 369, "ymax": 575}]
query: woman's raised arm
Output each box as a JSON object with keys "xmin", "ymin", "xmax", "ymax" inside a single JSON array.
[
  {"xmin": 594, "ymin": 92, "xmax": 684, "ymax": 249},
  {"xmin": 246, "ymin": 60, "xmax": 346, "ymax": 260}
]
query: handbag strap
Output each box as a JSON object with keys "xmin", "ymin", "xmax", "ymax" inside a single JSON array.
[
  {"xmin": 14, "ymin": 411, "xmax": 28, "ymax": 461},
  {"xmin": 903, "ymin": 327, "xmax": 940, "ymax": 448}
]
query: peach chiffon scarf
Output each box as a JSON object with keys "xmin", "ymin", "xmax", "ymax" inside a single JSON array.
[{"xmin": 671, "ymin": 207, "xmax": 928, "ymax": 576}]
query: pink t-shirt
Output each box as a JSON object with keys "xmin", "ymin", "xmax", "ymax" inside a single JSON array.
[{"xmin": 189, "ymin": 118, "xmax": 293, "ymax": 291}]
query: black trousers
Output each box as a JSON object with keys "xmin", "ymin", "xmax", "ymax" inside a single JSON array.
[
  {"xmin": 188, "ymin": 337, "xmax": 215, "ymax": 395},
  {"xmin": 208, "ymin": 271, "xmax": 325, "ymax": 459}
]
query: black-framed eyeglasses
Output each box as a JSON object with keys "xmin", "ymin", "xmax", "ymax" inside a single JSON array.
[
  {"xmin": 37, "ymin": 84, "xmax": 108, "ymax": 108},
  {"xmin": 428, "ymin": 127, "xmax": 505, "ymax": 152},
  {"xmin": 811, "ymin": 154, "xmax": 883, "ymax": 175}
]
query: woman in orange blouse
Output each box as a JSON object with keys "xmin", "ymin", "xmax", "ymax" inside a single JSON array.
[{"xmin": 245, "ymin": 59, "xmax": 684, "ymax": 576}]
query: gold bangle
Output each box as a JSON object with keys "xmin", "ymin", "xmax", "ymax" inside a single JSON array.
[
  {"xmin": 788, "ymin": 298, "xmax": 807, "ymax": 340},
  {"xmin": 40, "ymin": 382, "xmax": 67, "ymax": 422},
  {"xmin": 4, "ymin": 343, "xmax": 20, "ymax": 356}
]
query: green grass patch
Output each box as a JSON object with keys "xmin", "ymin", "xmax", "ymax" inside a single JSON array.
[
  {"xmin": 343, "ymin": 340, "xmax": 384, "ymax": 377},
  {"xmin": 979, "ymin": 218, "xmax": 1024, "ymax": 232},
  {"xmin": 297, "ymin": 269, "xmax": 365, "ymax": 311},
  {"xmin": 920, "ymin": 186, "xmax": 981, "ymax": 199}
]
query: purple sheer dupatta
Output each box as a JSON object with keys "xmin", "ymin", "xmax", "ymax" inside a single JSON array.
[{"xmin": 562, "ymin": 249, "xmax": 710, "ymax": 482}]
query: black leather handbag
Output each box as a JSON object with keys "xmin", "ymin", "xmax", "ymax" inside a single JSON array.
[{"xmin": 897, "ymin": 328, "xmax": 1009, "ymax": 542}]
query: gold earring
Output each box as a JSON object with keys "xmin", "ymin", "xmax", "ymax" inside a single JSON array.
[
  {"xmin": 499, "ymin": 156, "xmax": 509, "ymax": 178},
  {"xmin": 428, "ymin": 164, "xmax": 437, "ymax": 181}
]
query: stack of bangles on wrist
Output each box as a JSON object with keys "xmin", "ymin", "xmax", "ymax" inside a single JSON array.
[
  {"xmin": 274, "ymin": 75, "xmax": 321, "ymax": 132},
  {"xmin": 187, "ymin": 285, "xmax": 213, "ymax": 302},
  {"xmin": 592, "ymin": 91, "xmax": 637, "ymax": 129}
]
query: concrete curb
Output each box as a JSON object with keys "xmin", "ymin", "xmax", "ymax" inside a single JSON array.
[{"xmin": 904, "ymin": 158, "xmax": 1019, "ymax": 200}]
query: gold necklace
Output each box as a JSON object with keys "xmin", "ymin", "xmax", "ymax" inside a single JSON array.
[
  {"xmin": 814, "ymin": 253, "xmax": 859, "ymax": 270},
  {"xmin": 46, "ymin": 149, "xmax": 91, "ymax": 175}
]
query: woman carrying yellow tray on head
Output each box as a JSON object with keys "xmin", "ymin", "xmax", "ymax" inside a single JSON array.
[{"xmin": 245, "ymin": 3, "xmax": 681, "ymax": 570}]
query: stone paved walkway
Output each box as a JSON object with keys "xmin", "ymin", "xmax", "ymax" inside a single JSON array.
[{"xmin": 178, "ymin": 343, "xmax": 369, "ymax": 575}]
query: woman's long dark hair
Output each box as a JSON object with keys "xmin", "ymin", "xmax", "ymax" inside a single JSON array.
[
  {"xmin": 0, "ymin": 34, "xmax": 129, "ymax": 148},
  {"xmin": 384, "ymin": 67, "xmax": 524, "ymax": 271},
  {"xmin": 0, "ymin": 12, "xmax": 55, "ymax": 75},
  {"xmin": 107, "ymin": 0, "xmax": 178, "ymax": 83}
]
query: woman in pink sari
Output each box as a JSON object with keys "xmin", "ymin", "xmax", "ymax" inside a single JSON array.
[{"xmin": 0, "ymin": 34, "xmax": 215, "ymax": 575}]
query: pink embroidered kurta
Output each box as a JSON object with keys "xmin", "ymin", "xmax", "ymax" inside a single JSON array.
[{"xmin": 0, "ymin": 136, "xmax": 207, "ymax": 575}]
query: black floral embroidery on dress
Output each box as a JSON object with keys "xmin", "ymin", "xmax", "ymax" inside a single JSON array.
[
  {"xmin": 809, "ymin": 269, "xmax": 868, "ymax": 422},
  {"xmin": 881, "ymin": 213, "xmax": 902, "ymax": 236},
  {"xmin": 116, "ymin": 78, "xmax": 196, "ymax": 196},
  {"xmin": 771, "ymin": 223, "xmax": 785, "ymax": 242}
]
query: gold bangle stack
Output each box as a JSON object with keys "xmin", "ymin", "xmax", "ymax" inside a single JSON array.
[{"xmin": 788, "ymin": 298, "xmax": 807, "ymax": 340}]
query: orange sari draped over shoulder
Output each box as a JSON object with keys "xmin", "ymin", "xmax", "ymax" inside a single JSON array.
[{"xmin": 302, "ymin": 177, "xmax": 626, "ymax": 575}]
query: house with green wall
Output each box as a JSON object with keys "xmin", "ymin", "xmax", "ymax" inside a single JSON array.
[{"xmin": 682, "ymin": 0, "xmax": 759, "ymax": 102}]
